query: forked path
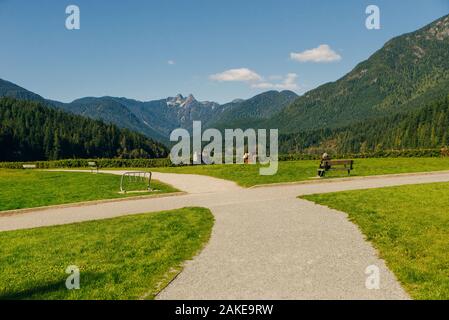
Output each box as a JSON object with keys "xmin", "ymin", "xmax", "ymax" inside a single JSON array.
[{"xmin": 3, "ymin": 170, "xmax": 449, "ymax": 299}]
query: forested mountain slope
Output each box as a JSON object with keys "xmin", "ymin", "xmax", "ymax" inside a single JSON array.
[
  {"xmin": 280, "ymin": 95, "xmax": 449, "ymax": 154},
  {"xmin": 270, "ymin": 14, "xmax": 449, "ymax": 133},
  {"xmin": 208, "ymin": 90, "xmax": 298, "ymax": 129},
  {"xmin": 0, "ymin": 98, "xmax": 168, "ymax": 161}
]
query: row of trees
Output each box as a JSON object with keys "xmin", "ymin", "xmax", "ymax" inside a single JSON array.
[
  {"xmin": 0, "ymin": 98, "xmax": 168, "ymax": 161},
  {"xmin": 280, "ymin": 96, "xmax": 449, "ymax": 154}
]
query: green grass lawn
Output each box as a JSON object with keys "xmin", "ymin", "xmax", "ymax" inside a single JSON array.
[
  {"xmin": 151, "ymin": 157, "xmax": 449, "ymax": 187},
  {"xmin": 302, "ymin": 182, "xmax": 449, "ymax": 300},
  {"xmin": 0, "ymin": 207, "xmax": 213, "ymax": 300},
  {"xmin": 0, "ymin": 170, "xmax": 178, "ymax": 212}
]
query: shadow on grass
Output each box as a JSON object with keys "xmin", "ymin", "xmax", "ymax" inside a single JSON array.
[
  {"xmin": 0, "ymin": 280, "xmax": 65, "ymax": 300},
  {"xmin": 0, "ymin": 272, "xmax": 106, "ymax": 300}
]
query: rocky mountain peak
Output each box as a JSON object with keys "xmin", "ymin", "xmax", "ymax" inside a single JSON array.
[
  {"xmin": 423, "ymin": 14, "xmax": 449, "ymax": 40},
  {"xmin": 182, "ymin": 94, "xmax": 196, "ymax": 107},
  {"xmin": 166, "ymin": 93, "xmax": 199, "ymax": 108}
]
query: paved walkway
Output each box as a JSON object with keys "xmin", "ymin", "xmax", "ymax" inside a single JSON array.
[{"xmin": 3, "ymin": 170, "xmax": 449, "ymax": 299}]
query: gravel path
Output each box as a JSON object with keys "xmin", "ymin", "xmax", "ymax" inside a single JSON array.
[{"xmin": 3, "ymin": 170, "xmax": 449, "ymax": 299}]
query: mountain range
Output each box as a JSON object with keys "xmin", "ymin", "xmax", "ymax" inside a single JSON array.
[
  {"xmin": 0, "ymin": 78, "xmax": 297, "ymax": 144},
  {"xmin": 267, "ymin": 13, "xmax": 449, "ymax": 133},
  {"xmin": 1, "ymin": 13, "xmax": 449, "ymax": 158}
]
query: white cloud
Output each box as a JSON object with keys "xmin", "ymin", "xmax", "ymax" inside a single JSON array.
[
  {"xmin": 210, "ymin": 68, "xmax": 299, "ymax": 91},
  {"xmin": 290, "ymin": 44, "xmax": 341, "ymax": 63},
  {"xmin": 251, "ymin": 73, "xmax": 299, "ymax": 90},
  {"xmin": 167, "ymin": 60, "xmax": 175, "ymax": 65},
  {"xmin": 210, "ymin": 68, "xmax": 262, "ymax": 82}
]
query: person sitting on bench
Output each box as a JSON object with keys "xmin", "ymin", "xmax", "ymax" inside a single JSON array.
[
  {"xmin": 320, "ymin": 153, "xmax": 331, "ymax": 171},
  {"xmin": 318, "ymin": 154, "xmax": 354, "ymax": 177}
]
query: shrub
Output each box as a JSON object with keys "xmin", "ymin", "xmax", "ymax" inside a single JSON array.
[
  {"xmin": 0, "ymin": 158, "xmax": 173, "ymax": 169},
  {"xmin": 0, "ymin": 148, "xmax": 444, "ymax": 169}
]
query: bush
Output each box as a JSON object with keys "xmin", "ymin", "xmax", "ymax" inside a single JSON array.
[
  {"xmin": 280, "ymin": 148, "xmax": 443, "ymax": 161},
  {"xmin": 0, "ymin": 148, "xmax": 444, "ymax": 169},
  {"xmin": 0, "ymin": 158, "xmax": 173, "ymax": 169}
]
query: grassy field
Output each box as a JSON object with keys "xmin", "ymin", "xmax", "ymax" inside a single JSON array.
[
  {"xmin": 302, "ymin": 182, "xmax": 449, "ymax": 300},
  {"xmin": 151, "ymin": 157, "xmax": 449, "ymax": 187},
  {"xmin": 0, "ymin": 170, "xmax": 178, "ymax": 212},
  {"xmin": 0, "ymin": 207, "xmax": 213, "ymax": 300}
]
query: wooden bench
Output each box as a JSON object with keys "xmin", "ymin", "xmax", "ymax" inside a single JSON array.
[
  {"xmin": 22, "ymin": 164, "xmax": 37, "ymax": 169},
  {"xmin": 88, "ymin": 161, "xmax": 99, "ymax": 174},
  {"xmin": 317, "ymin": 159, "xmax": 353, "ymax": 177}
]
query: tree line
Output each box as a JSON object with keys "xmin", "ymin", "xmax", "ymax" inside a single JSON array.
[
  {"xmin": 0, "ymin": 98, "xmax": 168, "ymax": 161},
  {"xmin": 280, "ymin": 96, "xmax": 449, "ymax": 155}
]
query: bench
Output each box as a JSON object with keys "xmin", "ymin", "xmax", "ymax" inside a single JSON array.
[
  {"xmin": 88, "ymin": 161, "xmax": 99, "ymax": 174},
  {"xmin": 22, "ymin": 164, "xmax": 37, "ymax": 169},
  {"xmin": 317, "ymin": 159, "xmax": 353, "ymax": 177}
]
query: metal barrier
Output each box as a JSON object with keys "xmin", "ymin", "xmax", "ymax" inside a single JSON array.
[
  {"xmin": 88, "ymin": 161, "xmax": 98, "ymax": 174},
  {"xmin": 120, "ymin": 171, "xmax": 152, "ymax": 193}
]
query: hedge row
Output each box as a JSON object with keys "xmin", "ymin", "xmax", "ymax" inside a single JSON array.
[
  {"xmin": 0, "ymin": 149, "xmax": 445, "ymax": 169},
  {"xmin": 0, "ymin": 158, "xmax": 173, "ymax": 169},
  {"xmin": 351, "ymin": 149, "xmax": 443, "ymax": 158},
  {"xmin": 280, "ymin": 148, "xmax": 444, "ymax": 161}
]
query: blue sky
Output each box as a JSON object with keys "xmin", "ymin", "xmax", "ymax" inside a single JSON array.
[{"xmin": 0, "ymin": 0, "xmax": 448, "ymax": 103}]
